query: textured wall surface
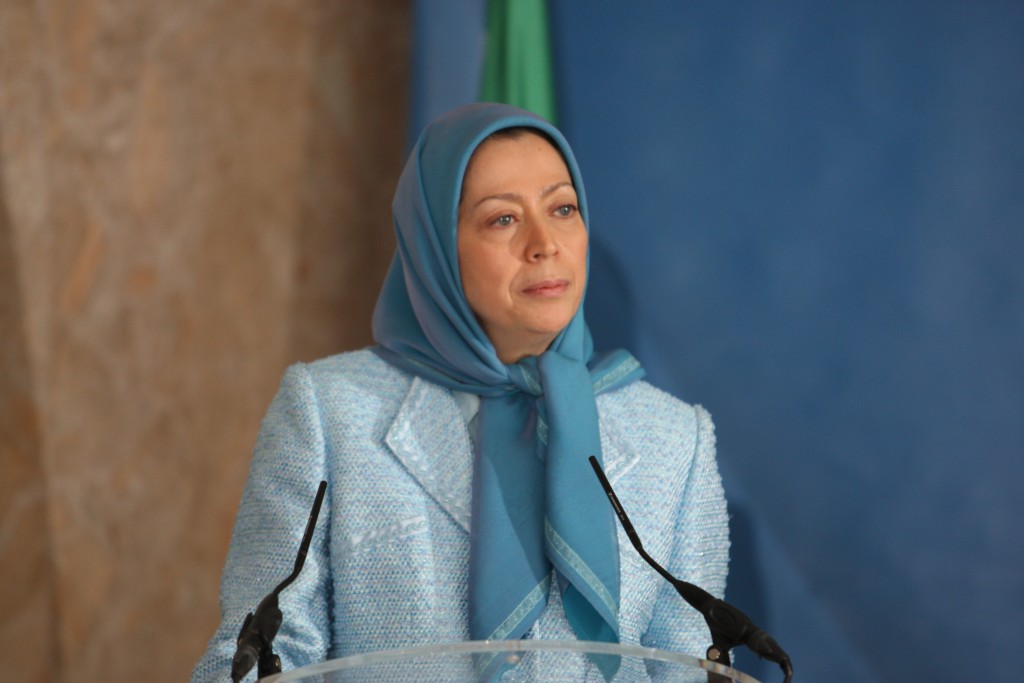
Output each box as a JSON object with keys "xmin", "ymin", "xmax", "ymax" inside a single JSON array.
[{"xmin": 0, "ymin": 2, "xmax": 410, "ymax": 681}]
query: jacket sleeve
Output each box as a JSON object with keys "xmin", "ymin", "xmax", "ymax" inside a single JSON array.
[
  {"xmin": 641, "ymin": 404, "xmax": 731, "ymax": 661},
  {"xmin": 191, "ymin": 363, "xmax": 332, "ymax": 683}
]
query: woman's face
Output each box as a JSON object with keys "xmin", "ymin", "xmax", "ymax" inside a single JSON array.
[{"xmin": 457, "ymin": 131, "xmax": 588, "ymax": 364}]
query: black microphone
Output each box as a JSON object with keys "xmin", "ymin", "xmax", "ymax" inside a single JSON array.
[
  {"xmin": 230, "ymin": 593, "xmax": 283, "ymax": 683},
  {"xmin": 588, "ymin": 457, "xmax": 793, "ymax": 683},
  {"xmin": 231, "ymin": 480, "xmax": 328, "ymax": 683}
]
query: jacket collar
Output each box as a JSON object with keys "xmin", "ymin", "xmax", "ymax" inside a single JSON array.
[{"xmin": 384, "ymin": 377, "xmax": 639, "ymax": 534}]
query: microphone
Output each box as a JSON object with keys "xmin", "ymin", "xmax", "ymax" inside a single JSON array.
[
  {"xmin": 231, "ymin": 480, "xmax": 328, "ymax": 683},
  {"xmin": 588, "ymin": 457, "xmax": 793, "ymax": 683}
]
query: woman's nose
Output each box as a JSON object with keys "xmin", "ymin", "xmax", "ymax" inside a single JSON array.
[{"xmin": 524, "ymin": 215, "xmax": 558, "ymax": 261}]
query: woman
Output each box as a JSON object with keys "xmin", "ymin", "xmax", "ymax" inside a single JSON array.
[{"xmin": 192, "ymin": 103, "xmax": 729, "ymax": 682}]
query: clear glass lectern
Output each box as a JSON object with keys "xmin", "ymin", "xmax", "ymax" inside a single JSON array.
[{"xmin": 260, "ymin": 639, "xmax": 760, "ymax": 682}]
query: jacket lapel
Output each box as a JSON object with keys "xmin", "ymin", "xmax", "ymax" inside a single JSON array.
[
  {"xmin": 384, "ymin": 379, "xmax": 642, "ymax": 535},
  {"xmin": 385, "ymin": 377, "xmax": 474, "ymax": 533}
]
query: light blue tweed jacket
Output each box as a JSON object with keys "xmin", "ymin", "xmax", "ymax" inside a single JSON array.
[{"xmin": 191, "ymin": 350, "xmax": 729, "ymax": 682}]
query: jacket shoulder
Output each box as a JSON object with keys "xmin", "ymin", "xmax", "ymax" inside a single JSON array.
[
  {"xmin": 298, "ymin": 348, "xmax": 411, "ymax": 394},
  {"xmin": 600, "ymin": 379, "xmax": 708, "ymax": 424},
  {"xmin": 271, "ymin": 349, "xmax": 418, "ymax": 432},
  {"xmin": 597, "ymin": 380, "xmax": 715, "ymax": 464}
]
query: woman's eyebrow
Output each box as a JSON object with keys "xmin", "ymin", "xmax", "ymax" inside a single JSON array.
[
  {"xmin": 471, "ymin": 182, "xmax": 575, "ymax": 210},
  {"xmin": 541, "ymin": 181, "xmax": 574, "ymax": 198},
  {"xmin": 471, "ymin": 191, "xmax": 521, "ymax": 208}
]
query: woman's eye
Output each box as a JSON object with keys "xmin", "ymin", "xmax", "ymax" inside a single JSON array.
[
  {"xmin": 555, "ymin": 204, "xmax": 577, "ymax": 217},
  {"xmin": 492, "ymin": 214, "xmax": 514, "ymax": 227}
]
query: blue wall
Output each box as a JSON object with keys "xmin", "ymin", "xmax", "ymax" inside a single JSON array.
[{"xmin": 414, "ymin": 2, "xmax": 1024, "ymax": 680}]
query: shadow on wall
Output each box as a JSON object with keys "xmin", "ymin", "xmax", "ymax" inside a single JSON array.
[
  {"xmin": 724, "ymin": 504, "xmax": 771, "ymax": 681},
  {"xmin": 585, "ymin": 234, "xmax": 635, "ymax": 354}
]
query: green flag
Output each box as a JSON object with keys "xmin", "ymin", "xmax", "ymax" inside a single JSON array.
[{"xmin": 480, "ymin": 0, "xmax": 557, "ymax": 124}]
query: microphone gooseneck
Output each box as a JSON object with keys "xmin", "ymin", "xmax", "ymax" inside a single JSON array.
[
  {"xmin": 588, "ymin": 457, "xmax": 793, "ymax": 683},
  {"xmin": 230, "ymin": 480, "xmax": 328, "ymax": 683}
]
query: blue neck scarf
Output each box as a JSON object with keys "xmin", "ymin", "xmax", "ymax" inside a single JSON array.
[{"xmin": 372, "ymin": 103, "xmax": 644, "ymax": 674}]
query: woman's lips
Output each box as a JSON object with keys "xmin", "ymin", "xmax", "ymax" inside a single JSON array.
[{"xmin": 522, "ymin": 279, "xmax": 570, "ymax": 297}]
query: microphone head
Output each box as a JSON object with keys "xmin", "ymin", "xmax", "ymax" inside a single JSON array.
[
  {"xmin": 747, "ymin": 628, "xmax": 791, "ymax": 666},
  {"xmin": 230, "ymin": 641, "xmax": 258, "ymax": 683}
]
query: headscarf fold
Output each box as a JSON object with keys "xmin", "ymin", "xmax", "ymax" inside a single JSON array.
[{"xmin": 372, "ymin": 103, "xmax": 644, "ymax": 677}]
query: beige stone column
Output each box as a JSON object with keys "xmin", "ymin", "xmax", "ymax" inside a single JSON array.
[{"xmin": 0, "ymin": 2, "xmax": 410, "ymax": 681}]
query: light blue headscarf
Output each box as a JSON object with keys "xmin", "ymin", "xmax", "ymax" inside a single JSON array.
[{"xmin": 372, "ymin": 103, "xmax": 644, "ymax": 676}]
